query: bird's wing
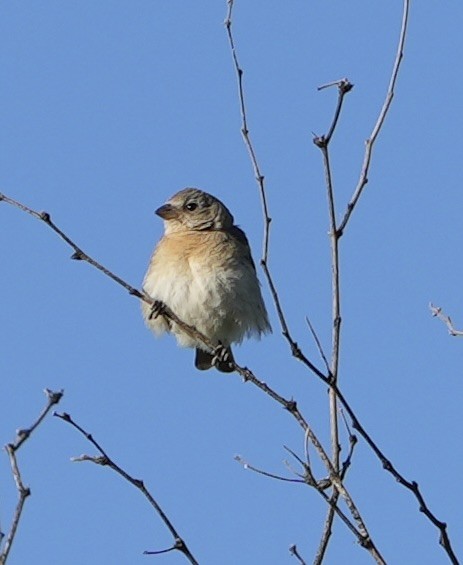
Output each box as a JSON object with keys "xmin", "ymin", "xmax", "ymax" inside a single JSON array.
[{"xmin": 228, "ymin": 225, "xmax": 257, "ymax": 272}]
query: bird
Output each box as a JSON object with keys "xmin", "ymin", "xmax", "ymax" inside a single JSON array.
[{"xmin": 141, "ymin": 188, "xmax": 271, "ymax": 372}]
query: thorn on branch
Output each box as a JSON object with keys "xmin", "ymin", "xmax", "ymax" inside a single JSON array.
[
  {"xmin": 285, "ymin": 399, "xmax": 298, "ymax": 413},
  {"xmin": 287, "ymin": 338, "xmax": 303, "ymax": 360},
  {"xmin": 317, "ymin": 77, "xmax": 354, "ymax": 93},
  {"xmin": 239, "ymin": 368, "xmax": 251, "ymax": 383},
  {"xmin": 289, "ymin": 543, "xmax": 307, "ymax": 565},
  {"xmin": 313, "ymin": 135, "xmax": 327, "ymax": 148},
  {"xmin": 359, "ymin": 535, "xmax": 373, "ymax": 550},
  {"xmin": 54, "ymin": 411, "xmax": 71, "ymax": 422},
  {"xmin": 71, "ymin": 250, "xmax": 84, "ymax": 261},
  {"xmin": 45, "ymin": 388, "xmax": 64, "ymax": 404},
  {"xmin": 339, "ymin": 79, "xmax": 354, "ymax": 94},
  {"xmin": 174, "ymin": 537, "xmax": 186, "ymax": 551},
  {"xmin": 382, "ymin": 459, "xmax": 392, "ymax": 472},
  {"xmin": 129, "ymin": 288, "xmax": 143, "ymax": 298}
]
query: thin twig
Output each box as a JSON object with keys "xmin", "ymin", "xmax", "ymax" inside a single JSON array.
[
  {"xmin": 223, "ymin": 0, "xmax": 329, "ymax": 406},
  {"xmin": 224, "ymin": 0, "xmax": 271, "ymax": 264},
  {"xmin": 331, "ymin": 382, "xmax": 459, "ymax": 565},
  {"xmin": 289, "ymin": 544, "xmax": 307, "ymax": 565},
  {"xmin": 10, "ymin": 389, "xmax": 64, "ymax": 451},
  {"xmin": 1, "ymin": 389, "xmax": 63, "ymax": 565},
  {"xmin": 305, "ymin": 317, "xmax": 330, "ymax": 374},
  {"xmin": 338, "ymin": 0, "xmax": 410, "ymax": 235},
  {"xmin": 235, "ymin": 455, "xmax": 305, "ymax": 483},
  {"xmin": 314, "ymin": 410, "xmax": 358, "ymax": 565},
  {"xmin": 0, "ymin": 192, "xmax": 227, "ymax": 358},
  {"xmin": 339, "ymin": 408, "xmax": 358, "ymax": 481},
  {"xmin": 224, "ymin": 1, "xmax": 307, "ymax": 372},
  {"xmin": 54, "ymin": 412, "xmax": 199, "ymax": 565},
  {"xmin": 314, "ymin": 77, "xmax": 353, "ymax": 464},
  {"xmin": 314, "ymin": 501, "xmax": 338, "ymax": 565},
  {"xmin": 297, "ymin": 461, "xmax": 386, "ymax": 565},
  {"xmin": 429, "ymin": 303, "xmax": 463, "ymax": 337},
  {"xmin": 315, "ymin": 78, "xmax": 353, "ymax": 145},
  {"xmin": 313, "ymin": 77, "xmax": 353, "ymax": 558},
  {"xmin": 254, "ymin": 448, "xmax": 386, "ymax": 565}
]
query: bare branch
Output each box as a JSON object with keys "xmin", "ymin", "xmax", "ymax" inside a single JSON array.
[
  {"xmin": 2, "ymin": 186, "xmax": 458, "ymax": 562},
  {"xmin": 331, "ymin": 383, "xmax": 459, "ymax": 565},
  {"xmin": 338, "ymin": 0, "xmax": 410, "ymax": 234},
  {"xmin": 314, "ymin": 411, "xmax": 358, "ymax": 564},
  {"xmin": 244, "ymin": 447, "xmax": 386, "ymax": 565},
  {"xmin": 314, "ymin": 78, "xmax": 353, "ymax": 146},
  {"xmin": 10, "ymin": 389, "xmax": 64, "ymax": 451},
  {"xmin": 339, "ymin": 409, "xmax": 358, "ymax": 481},
  {"xmin": 1, "ymin": 389, "xmax": 63, "ymax": 565},
  {"xmin": 54, "ymin": 412, "xmax": 199, "ymax": 564},
  {"xmin": 429, "ymin": 303, "xmax": 463, "ymax": 337},
  {"xmin": 224, "ymin": 0, "xmax": 271, "ymax": 263},
  {"xmin": 0, "ymin": 191, "xmax": 240, "ymax": 361},
  {"xmin": 314, "ymin": 75, "xmax": 354, "ymax": 467},
  {"xmin": 224, "ymin": 0, "xmax": 315, "ymax": 380},
  {"xmin": 314, "ymin": 504, "xmax": 337, "ymax": 565},
  {"xmin": 313, "ymin": 78, "xmax": 354, "ymax": 557}
]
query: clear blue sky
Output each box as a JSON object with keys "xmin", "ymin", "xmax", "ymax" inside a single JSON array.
[{"xmin": 1, "ymin": 2, "xmax": 462, "ymax": 564}]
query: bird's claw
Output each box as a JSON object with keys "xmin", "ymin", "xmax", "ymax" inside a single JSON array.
[
  {"xmin": 148, "ymin": 300, "xmax": 166, "ymax": 320},
  {"xmin": 211, "ymin": 343, "xmax": 231, "ymax": 368}
]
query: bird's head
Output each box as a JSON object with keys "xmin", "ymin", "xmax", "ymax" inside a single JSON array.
[{"xmin": 156, "ymin": 188, "xmax": 234, "ymax": 234}]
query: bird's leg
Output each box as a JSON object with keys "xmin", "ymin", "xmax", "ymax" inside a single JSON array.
[{"xmin": 148, "ymin": 300, "xmax": 166, "ymax": 320}]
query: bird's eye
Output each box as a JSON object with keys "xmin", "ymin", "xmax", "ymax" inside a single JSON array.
[{"xmin": 185, "ymin": 202, "xmax": 198, "ymax": 211}]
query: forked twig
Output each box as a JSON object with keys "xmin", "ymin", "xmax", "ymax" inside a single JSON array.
[
  {"xmin": 313, "ymin": 76, "xmax": 353, "ymax": 470},
  {"xmin": 54, "ymin": 412, "xmax": 199, "ymax": 564},
  {"xmin": 1, "ymin": 389, "xmax": 63, "ymax": 565},
  {"xmin": 338, "ymin": 0, "xmax": 410, "ymax": 235},
  {"xmin": 314, "ymin": 411, "xmax": 358, "ymax": 565},
  {"xmin": 313, "ymin": 75, "xmax": 354, "ymax": 561},
  {"xmin": 235, "ymin": 455, "xmax": 305, "ymax": 483}
]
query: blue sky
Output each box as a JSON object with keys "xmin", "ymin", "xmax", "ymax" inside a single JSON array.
[{"xmin": 1, "ymin": 2, "xmax": 463, "ymax": 564}]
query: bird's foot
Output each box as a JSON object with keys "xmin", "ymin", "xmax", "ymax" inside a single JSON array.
[
  {"xmin": 148, "ymin": 300, "xmax": 166, "ymax": 320},
  {"xmin": 211, "ymin": 343, "xmax": 235, "ymax": 373}
]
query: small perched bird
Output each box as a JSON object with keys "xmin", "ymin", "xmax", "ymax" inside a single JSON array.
[{"xmin": 142, "ymin": 188, "xmax": 271, "ymax": 372}]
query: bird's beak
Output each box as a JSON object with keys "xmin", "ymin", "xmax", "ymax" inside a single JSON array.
[{"xmin": 155, "ymin": 203, "xmax": 177, "ymax": 220}]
